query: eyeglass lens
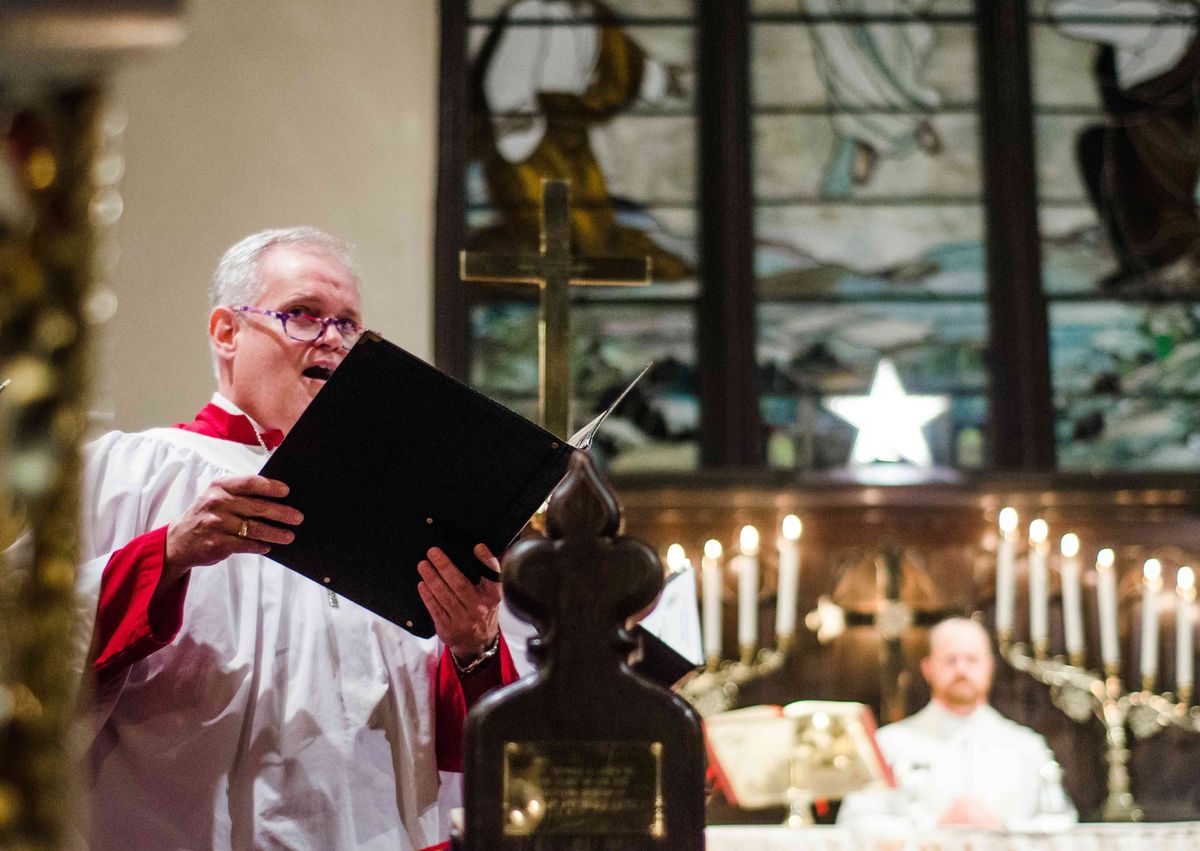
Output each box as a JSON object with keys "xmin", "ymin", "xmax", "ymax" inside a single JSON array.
[{"xmin": 284, "ymin": 315, "xmax": 361, "ymax": 345}]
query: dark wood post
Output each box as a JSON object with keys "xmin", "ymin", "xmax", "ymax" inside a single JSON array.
[
  {"xmin": 463, "ymin": 453, "xmax": 706, "ymax": 849},
  {"xmin": 975, "ymin": 0, "xmax": 1056, "ymax": 469},
  {"xmin": 696, "ymin": 0, "xmax": 764, "ymax": 468}
]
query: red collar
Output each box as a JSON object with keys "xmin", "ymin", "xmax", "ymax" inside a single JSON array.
[{"xmin": 174, "ymin": 403, "xmax": 284, "ymax": 450}]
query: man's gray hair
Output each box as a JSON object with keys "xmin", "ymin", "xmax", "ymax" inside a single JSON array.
[{"xmin": 210, "ymin": 226, "xmax": 358, "ymax": 309}]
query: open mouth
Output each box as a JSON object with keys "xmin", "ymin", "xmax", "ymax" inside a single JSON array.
[{"xmin": 303, "ymin": 365, "xmax": 333, "ymax": 381}]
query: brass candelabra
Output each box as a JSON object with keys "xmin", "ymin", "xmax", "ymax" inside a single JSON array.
[
  {"xmin": 680, "ymin": 636, "xmax": 792, "ymax": 718},
  {"xmin": 1001, "ymin": 634, "xmax": 1200, "ymax": 822}
]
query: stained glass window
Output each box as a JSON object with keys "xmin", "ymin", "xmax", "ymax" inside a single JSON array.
[
  {"xmin": 446, "ymin": 2, "xmax": 1200, "ymax": 475},
  {"xmin": 465, "ymin": 0, "xmax": 699, "ymax": 471},
  {"xmin": 1034, "ymin": 2, "xmax": 1200, "ymax": 470},
  {"xmin": 750, "ymin": 1, "xmax": 989, "ymax": 470}
]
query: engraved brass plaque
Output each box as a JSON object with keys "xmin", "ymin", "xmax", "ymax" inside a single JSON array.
[{"xmin": 501, "ymin": 740, "xmax": 664, "ymax": 837}]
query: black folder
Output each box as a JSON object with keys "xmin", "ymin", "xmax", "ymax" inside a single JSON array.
[
  {"xmin": 629, "ymin": 626, "xmax": 702, "ymax": 689},
  {"xmin": 259, "ymin": 331, "xmax": 635, "ymax": 638}
]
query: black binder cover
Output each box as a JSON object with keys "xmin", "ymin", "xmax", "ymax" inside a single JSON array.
[
  {"xmin": 629, "ymin": 625, "xmax": 703, "ymax": 689},
  {"xmin": 259, "ymin": 332, "xmax": 575, "ymax": 637}
]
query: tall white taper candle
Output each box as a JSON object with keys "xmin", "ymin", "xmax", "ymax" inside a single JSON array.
[
  {"xmin": 776, "ymin": 515, "xmax": 802, "ymax": 640},
  {"xmin": 1096, "ymin": 548, "xmax": 1120, "ymax": 670},
  {"xmin": 996, "ymin": 507, "xmax": 1019, "ymax": 637},
  {"xmin": 1029, "ymin": 519, "xmax": 1049, "ymax": 653},
  {"xmin": 1141, "ymin": 558, "xmax": 1162, "ymax": 690},
  {"xmin": 666, "ymin": 544, "xmax": 686, "ymax": 574},
  {"xmin": 701, "ymin": 539, "xmax": 723, "ymax": 662},
  {"xmin": 737, "ymin": 525, "xmax": 760, "ymax": 657},
  {"xmin": 1177, "ymin": 566, "xmax": 1194, "ymax": 696},
  {"xmin": 1060, "ymin": 533, "xmax": 1084, "ymax": 662}
]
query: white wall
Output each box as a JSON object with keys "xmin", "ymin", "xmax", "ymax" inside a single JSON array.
[{"xmin": 97, "ymin": 0, "xmax": 439, "ymax": 432}]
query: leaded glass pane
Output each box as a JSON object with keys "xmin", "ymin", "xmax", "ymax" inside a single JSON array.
[
  {"xmin": 1051, "ymin": 302, "xmax": 1200, "ymax": 470},
  {"xmin": 470, "ymin": 302, "xmax": 699, "ymax": 471},
  {"xmin": 752, "ymin": 0, "xmax": 974, "ymax": 13},
  {"xmin": 751, "ymin": 7, "xmax": 988, "ymax": 471},
  {"xmin": 466, "ymin": 14, "xmax": 696, "ymax": 280},
  {"xmin": 1033, "ymin": 10, "xmax": 1200, "ymax": 291},
  {"xmin": 755, "ymin": 114, "xmax": 981, "ymax": 200},
  {"xmin": 471, "ymin": 0, "xmax": 693, "ymax": 19},
  {"xmin": 1034, "ymin": 5, "xmax": 1200, "ymax": 471},
  {"xmin": 462, "ymin": 2, "xmax": 699, "ymax": 469},
  {"xmin": 755, "ymin": 205, "xmax": 985, "ymax": 294},
  {"xmin": 753, "ymin": 23, "xmax": 978, "ymax": 109},
  {"xmin": 758, "ymin": 301, "xmax": 988, "ymax": 469}
]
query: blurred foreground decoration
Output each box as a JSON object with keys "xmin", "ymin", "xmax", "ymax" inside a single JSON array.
[{"xmin": 0, "ymin": 3, "xmax": 184, "ymax": 847}]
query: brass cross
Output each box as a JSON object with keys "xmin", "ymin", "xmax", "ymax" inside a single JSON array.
[
  {"xmin": 459, "ymin": 179, "xmax": 650, "ymax": 438},
  {"xmin": 807, "ymin": 542, "xmax": 961, "ymax": 723}
]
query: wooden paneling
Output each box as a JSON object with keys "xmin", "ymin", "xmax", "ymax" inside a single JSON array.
[{"xmin": 614, "ymin": 472, "xmax": 1200, "ymax": 820}]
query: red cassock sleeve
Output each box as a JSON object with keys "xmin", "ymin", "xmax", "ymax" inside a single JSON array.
[
  {"xmin": 435, "ymin": 635, "xmax": 520, "ymax": 772},
  {"xmin": 91, "ymin": 526, "xmax": 191, "ymax": 681},
  {"xmin": 92, "ymin": 525, "xmax": 520, "ymax": 775}
]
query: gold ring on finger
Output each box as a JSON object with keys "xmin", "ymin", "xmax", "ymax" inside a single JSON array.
[{"xmin": 237, "ymin": 519, "xmax": 249, "ymax": 539}]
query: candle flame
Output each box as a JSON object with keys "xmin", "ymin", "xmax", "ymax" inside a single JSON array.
[
  {"xmin": 1144, "ymin": 558, "xmax": 1162, "ymax": 582},
  {"xmin": 1097, "ymin": 548, "xmax": 1115, "ymax": 570},
  {"xmin": 782, "ymin": 514, "xmax": 802, "ymax": 541},
  {"xmin": 999, "ymin": 506, "xmax": 1019, "ymax": 535},
  {"xmin": 1029, "ymin": 518, "xmax": 1048, "ymax": 544},
  {"xmin": 739, "ymin": 525, "xmax": 760, "ymax": 557},
  {"xmin": 1060, "ymin": 533, "xmax": 1080, "ymax": 558},
  {"xmin": 666, "ymin": 544, "xmax": 686, "ymax": 572},
  {"xmin": 1179, "ymin": 566, "xmax": 1195, "ymax": 593},
  {"xmin": 704, "ymin": 538, "xmax": 723, "ymax": 560}
]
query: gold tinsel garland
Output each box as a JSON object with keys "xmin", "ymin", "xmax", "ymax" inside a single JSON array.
[{"xmin": 0, "ymin": 85, "xmax": 102, "ymax": 850}]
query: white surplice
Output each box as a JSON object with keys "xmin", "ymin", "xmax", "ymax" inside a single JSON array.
[
  {"xmin": 838, "ymin": 702, "xmax": 1076, "ymax": 830},
  {"xmin": 75, "ymin": 396, "xmax": 446, "ymax": 851}
]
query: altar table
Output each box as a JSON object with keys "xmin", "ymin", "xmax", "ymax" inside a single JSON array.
[{"xmin": 706, "ymin": 822, "xmax": 1200, "ymax": 850}]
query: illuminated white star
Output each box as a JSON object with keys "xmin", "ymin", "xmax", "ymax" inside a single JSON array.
[{"xmin": 822, "ymin": 359, "xmax": 949, "ymax": 467}]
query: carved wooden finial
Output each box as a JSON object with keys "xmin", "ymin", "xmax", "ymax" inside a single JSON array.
[
  {"xmin": 503, "ymin": 453, "xmax": 661, "ymax": 654},
  {"xmin": 544, "ymin": 450, "xmax": 622, "ymax": 539},
  {"xmin": 462, "ymin": 451, "xmax": 705, "ymax": 849}
]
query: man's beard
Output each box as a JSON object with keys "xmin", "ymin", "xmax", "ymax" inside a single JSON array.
[{"xmin": 941, "ymin": 678, "xmax": 983, "ymax": 708}]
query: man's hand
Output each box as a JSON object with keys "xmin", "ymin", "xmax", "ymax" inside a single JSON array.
[
  {"xmin": 418, "ymin": 544, "xmax": 501, "ymax": 663},
  {"xmin": 938, "ymin": 796, "xmax": 1002, "ymax": 829},
  {"xmin": 164, "ymin": 475, "xmax": 302, "ymax": 583}
]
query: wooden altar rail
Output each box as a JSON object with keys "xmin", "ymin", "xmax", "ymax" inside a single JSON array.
[{"xmin": 611, "ymin": 470, "xmax": 1200, "ymax": 821}]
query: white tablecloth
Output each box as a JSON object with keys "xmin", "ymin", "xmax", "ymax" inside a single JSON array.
[{"xmin": 706, "ymin": 823, "xmax": 1200, "ymax": 850}]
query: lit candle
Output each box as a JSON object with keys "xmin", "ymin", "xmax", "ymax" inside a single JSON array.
[
  {"xmin": 737, "ymin": 525, "xmax": 760, "ymax": 659},
  {"xmin": 1096, "ymin": 548, "xmax": 1120, "ymax": 670},
  {"xmin": 776, "ymin": 515, "xmax": 802, "ymax": 642},
  {"xmin": 995, "ymin": 507, "xmax": 1019, "ymax": 639},
  {"xmin": 1177, "ymin": 566, "xmax": 1194, "ymax": 698},
  {"xmin": 1141, "ymin": 558, "xmax": 1162, "ymax": 691},
  {"xmin": 701, "ymin": 539, "xmax": 724, "ymax": 663},
  {"xmin": 1060, "ymin": 533, "xmax": 1084, "ymax": 664},
  {"xmin": 1029, "ymin": 519, "xmax": 1049, "ymax": 654}
]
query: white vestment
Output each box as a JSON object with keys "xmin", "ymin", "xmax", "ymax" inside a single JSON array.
[
  {"xmin": 1052, "ymin": 0, "xmax": 1197, "ymax": 90},
  {"xmin": 838, "ymin": 702, "xmax": 1076, "ymax": 830},
  {"xmin": 75, "ymin": 396, "xmax": 447, "ymax": 851},
  {"xmin": 483, "ymin": 0, "xmax": 670, "ymax": 163},
  {"xmin": 803, "ymin": 0, "xmax": 941, "ymax": 154}
]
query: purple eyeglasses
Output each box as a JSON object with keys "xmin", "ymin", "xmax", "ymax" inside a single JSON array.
[{"xmin": 231, "ymin": 305, "xmax": 364, "ymax": 347}]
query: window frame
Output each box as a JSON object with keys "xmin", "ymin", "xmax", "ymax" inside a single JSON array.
[{"xmin": 435, "ymin": 0, "xmax": 1056, "ymax": 474}]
